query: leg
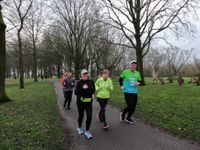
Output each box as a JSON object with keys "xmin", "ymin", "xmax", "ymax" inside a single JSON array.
[
  {"xmin": 122, "ymin": 93, "xmax": 131, "ymax": 117},
  {"xmin": 63, "ymin": 91, "xmax": 68, "ymax": 107},
  {"xmin": 97, "ymin": 98, "xmax": 103, "ymax": 121},
  {"xmin": 67, "ymin": 91, "xmax": 73, "ymax": 108},
  {"xmin": 98, "ymin": 99, "xmax": 108, "ymax": 126},
  {"xmin": 85, "ymin": 102, "xmax": 93, "ymax": 131},
  {"xmin": 77, "ymin": 100, "xmax": 84, "ymax": 128},
  {"xmin": 127, "ymin": 94, "xmax": 138, "ymax": 119}
]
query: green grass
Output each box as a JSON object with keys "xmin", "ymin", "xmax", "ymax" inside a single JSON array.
[
  {"xmin": 110, "ymin": 77, "xmax": 200, "ymax": 142},
  {"xmin": 0, "ymin": 79, "xmax": 67, "ymax": 149}
]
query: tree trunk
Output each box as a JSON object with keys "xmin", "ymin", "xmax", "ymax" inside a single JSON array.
[
  {"xmin": 0, "ymin": 6, "xmax": 11, "ymax": 102},
  {"xmin": 74, "ymin": 64, "xmax": 81, "ymax": 80},
  {"xmin": 33, "ymin": 41, "xmax": 38, "ymax": 82},
  {"xmin": 18, "ymin": 31, "xmax": 24, "ymax": 89},
  {"xmin": 136, "ymin": 50, "xmax": 145, "ymax": 85},
  {"xmin": 135, "ymin": 0, "xmax": 145, "ymax": 85}
]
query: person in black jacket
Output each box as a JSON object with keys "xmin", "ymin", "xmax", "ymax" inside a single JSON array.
[{"xmin": 75, "ymin": 69, "xmax": 95, "ymax": 139}]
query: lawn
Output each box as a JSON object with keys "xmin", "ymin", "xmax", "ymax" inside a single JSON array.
[
  {"xmin": 0, "ymin": 79, "xmax": 67, "ymax": 149},
  {"xmin": 110, "ymin": 77, "xmax": 200, "ymax": 142}
]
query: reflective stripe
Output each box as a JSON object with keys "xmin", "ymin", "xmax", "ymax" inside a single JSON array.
[{"xmin": 80, "ymin": 97, "xmax": 92, "ymax": 102}]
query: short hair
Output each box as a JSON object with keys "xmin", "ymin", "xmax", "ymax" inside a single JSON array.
[{"xmin": 102, "ymin": 69, "xmax": 109, "ymax": 75}]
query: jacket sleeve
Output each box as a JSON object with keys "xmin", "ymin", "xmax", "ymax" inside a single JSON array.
[
  {"xmin": 109, "ymin": 79, "xmax": 113, "ymax": 91},
  {"xmin": 95, "ymin": 79, "xmax": 101, "ymax": 92},
  {"xmin": 119, "ymin": 77, "xmax": 124, "ymax": 86},
  {"xmin": 75, "ymin": 81, "xmax": 81, "ymax": 95},
  {"xmin": 91, "ymin": 80, "xmax": 96, "ymax": 94}
]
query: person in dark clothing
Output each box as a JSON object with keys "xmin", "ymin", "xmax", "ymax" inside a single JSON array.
[
  {"xmin": 75, "ymin": 69, "xmax": 95, "ymax": 139},
  {"xmin": 61, "ymin": 72, "xmax": 75, "ymax": 109},
  {"xmin": 119, "ymin": 60, "xmax": 142, "ymax": 124}
]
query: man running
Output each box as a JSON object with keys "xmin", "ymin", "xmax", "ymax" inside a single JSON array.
[
  {"xmin": 119, "ymin": 60, "xmax": 141, "ymax": 124},
  {"xmin": 95, "ymin": 70, "xmax": 113, "ymax": 129},
  {"xmin": 61, "ymin": 72, "xmax": 75, "ymax": 109},
  {"xmin": 75, "ymin": 69, "xmax": 95, "ymax": 139}
]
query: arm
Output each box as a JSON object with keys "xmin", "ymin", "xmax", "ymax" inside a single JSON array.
[
  {"xmin": 91, "ymin": 80, "xmax": 96, "ymax": 94},
  {"xmin": 110, "ymin": 79, "xmax": 113, "ymax": 91},
  {"xmin": 136, "ymin": 72, "xmax": 142, "ymax": 86},
  {"xmin": 74, "ymin": 81, "xmax": 81, "ymax": 95},
  {"xmin": 119, "ymin": 77, "xmax": 124, "ymax": 86},
  {"xmin": 95, "ymin": 79, "xmax": 101, "ymax": 92}
]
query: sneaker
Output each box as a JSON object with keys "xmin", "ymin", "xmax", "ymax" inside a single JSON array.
[
  {"xmin": 103, "ymin": 124, "xmax": 109, "ymax": 129},
  {"xmin": 125, "ymin": 118, "xmax": 134, "ymax": 124},
  {"xmin": 77, "ymin": 128, "xmax": 84, "ymax": 135},
  {"xmin": 120, "ymin": 112, "xmax": 125, "ymax": 122},
  {"xmin": 85, "ymin": 130, "xmax": 93, "ymax": 139}
]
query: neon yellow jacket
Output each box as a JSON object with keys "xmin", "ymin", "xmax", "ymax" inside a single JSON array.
[{"xmin": 95, "ymin": 77, "xmax": 113, "ymax": 99}]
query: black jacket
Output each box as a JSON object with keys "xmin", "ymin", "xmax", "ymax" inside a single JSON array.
[{"xmin": 75, "ymin": 79, "xmax": 95, "ymax": 100}]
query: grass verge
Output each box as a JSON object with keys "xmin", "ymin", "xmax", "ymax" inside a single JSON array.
[
  {"xmin": 0, "ymin": 79, "xmax": 67, "ymax": 149},
  {"xmin": 110, "ymin": 77, "xmax": 200, "ymax": 142}
]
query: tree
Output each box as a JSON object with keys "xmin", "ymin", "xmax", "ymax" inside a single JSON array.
[
  {"xmin": 53, "ymin": 0, "xmax": 101, "ymax": 79},
  {"xmin": 102, "ymin": 0, "xmax": 198, "ymax": 85},
  {"xmin": 4, "ymin": 0, "xmax": 33, "ymax": 88},
  {"xmin": 165, "ymin": 46, "xmax": 193, "ymax": 82},
  {"xmin": 24, "ymin": 0, "xmax": 46, "ymax": 82},
  {"xmin": 0, "ymin": 1, "xmax": 11, "ymax": 102}
]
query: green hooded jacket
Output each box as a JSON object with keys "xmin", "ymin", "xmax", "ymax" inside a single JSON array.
[{"xmin": 95, "ymin": 77, "xmax": 113, "ymax": 99}]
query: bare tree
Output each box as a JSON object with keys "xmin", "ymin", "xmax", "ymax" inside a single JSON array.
[
  {"xmin": 24, "ymin": 1, "xmax": 46, "ymax": 82},
  {"xmin": 53, "ymin": 0, "xmax": 102, "ymax": 79},
  {"xmin": 0, "ymin": 1, "xmax": 11, "ymax": 102},
  {"xmin": 102, "ymin": 0, "xmax": 198, "ymax": 85},
  {"xmin": 4, "ymin": 0, "xmax": 33, "ymax": 88},
  {"xmin": 165, "ymin": 46, "xmax": 193, "ymax": 82},
  {"xmin": 147, "ymin": 47, "xmax": 165, "ymax": 84}
]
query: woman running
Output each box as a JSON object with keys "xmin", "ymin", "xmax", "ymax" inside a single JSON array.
[
  {"xmin": 75, "ymin": 69, "xmax": 95, "ymax": 139},
  {"xmin": 95, "ymin": 70, "xmax": 113, "ymax": 129}
]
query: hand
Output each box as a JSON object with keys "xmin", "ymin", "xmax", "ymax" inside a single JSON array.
[
  {"xmin": 107, "ymin": 85, "xmax": 111, "ymax": 90},
  {"xmin": 120, "ymin": 86, "xmax": 124, "ymax": 90},
  {"xmin": 135, "ymin": 82, "xmax": 140, "ymax": 86},
  {"xmin": 83, "ymin": 84, "xmax": 88, "ymax": 89}
]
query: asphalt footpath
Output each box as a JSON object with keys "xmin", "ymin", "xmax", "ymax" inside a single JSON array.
[{"xmin": 54, "ymin": 82, "xmax": 200, "ymax": 150}]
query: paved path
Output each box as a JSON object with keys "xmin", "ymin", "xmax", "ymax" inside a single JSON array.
[{"xmin": 54, "ymin": 82, "xmax": 200, "ymax": 150}]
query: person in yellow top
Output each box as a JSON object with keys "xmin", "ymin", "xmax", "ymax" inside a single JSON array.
[{"xmin": 95, "ymin": 70, "xmax": 113, "ymax": 129}]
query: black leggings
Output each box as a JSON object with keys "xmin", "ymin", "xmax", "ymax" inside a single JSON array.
[
  {"xmin": 63, "ymin": 91, "xmax": 73, "ymax": 107},
  {"xmin": 77, "ymin": 100, "xmax": 92, "ymax": 131},
  {"xmin": 122, "ymin": 93, "xmax": 138, "ymax": 119},
  {"xmin": 97, "ymin": 98, "xmax": 108, "ymax": 126}
]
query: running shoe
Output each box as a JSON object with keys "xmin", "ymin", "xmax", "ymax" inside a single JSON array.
[
  {"xmin": 125, "ymin": 118, "xmax": 134, "ymax": 124},
  {"xmin": 77, "ymin": 128, "xmax": 83, "ymax": 135},
  {"xmin": 85, "ymin": 130, "xmax": 93, "ymax": 139},
  {"xmin": 103, "ymin": 124, "xmax": 109, "ymax": 129},
  {"xmin": 120, "ymin": 112, "xmax": 125, "ymax": 122}
]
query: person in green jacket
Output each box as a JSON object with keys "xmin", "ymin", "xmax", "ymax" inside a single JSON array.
[{"xmin": 95, "ymin": 69, "xmax": 113, "ymax": 129}]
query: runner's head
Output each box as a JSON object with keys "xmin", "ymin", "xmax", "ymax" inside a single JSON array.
[
  {"xmin": 102, "ymin": 69, "xmax": 109, "ymax": 79},
  {"xmin": 81, "ymin": 69, "xmax": 89, "ymax": 80},
  {"xmin": 129, "ymin": 60, "xmax": 137, "ymax": 71},
  {"xmin": 64, "ymin": 72, "xmax": 68, "ymax": 77},
  {"xmin": 68, "ymin": 72, "xmax": 72, "ymax": 77}
]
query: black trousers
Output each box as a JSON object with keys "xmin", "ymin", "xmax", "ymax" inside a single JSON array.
[
  {"xmin": 77, "ymin": 100, "xmax": 92, "ymax": 131},
  {"xmin": 63, "ymin": 91, "xmax": 73, "ymax": 108},
  {"xmin": 122, "ymin": 93, "xmax": 138, "ymax": 119},
  {"xmin": 97, "ymin": 98, "xmax": 108, "ymax": 126}
]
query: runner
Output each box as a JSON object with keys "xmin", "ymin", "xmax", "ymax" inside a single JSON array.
[
  {"xmin": 75, "ymin": 69, "xmax": 95, "ymax": 139},
  {"xmin": 95, "ymin": 69, "xmax": 113, "ymax": 129},
  {"xmin": 119, "ymin": 60, "xmax": 142, "ymax": 124},
  {"xmin": 61, "ymin": 72, "xmax": 75, "ymax": 109}
]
